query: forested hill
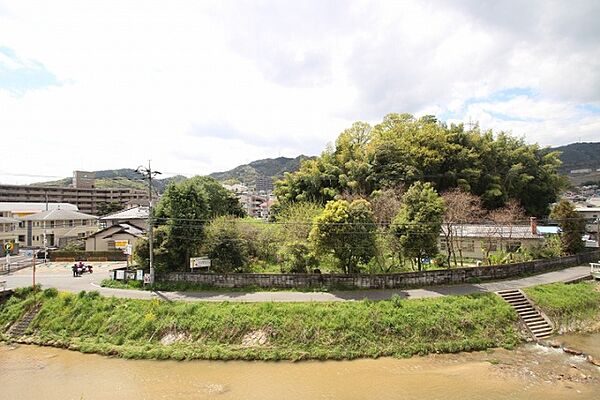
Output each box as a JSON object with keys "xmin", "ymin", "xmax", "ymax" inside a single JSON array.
[
  {"xmin": 32, "ymin": 169, "xmax": 187, "ymax": 193},
  {"xmin": 550, "ymin": 142, "xmax": 600, "ymax": 173},
  {"xmin": 209, "ymin": 155, "xmax": 314, "ymax": 186}
]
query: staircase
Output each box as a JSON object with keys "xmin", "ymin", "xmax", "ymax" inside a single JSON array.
[
  {"xmin": 7, "ymin": 304, "xmax": 41, "ymax": 338},
  {"xmin": 497, "ymin": 289, "xmax": 554, "ymax": 340}
]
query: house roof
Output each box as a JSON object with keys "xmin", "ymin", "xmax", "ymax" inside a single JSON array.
[
  {"xmin": 100, "ymin": 206, "xmax": 149, "ymax": 221},
  {"xmin": 0, "ymin": 202, "xmax": 78, "ymax": 212},
  {"xmin": 0, "ymin": 217, "xmax": 19, "ymax": 224},
  {"xmin": 20, "ymin": 209, "xmax": 97, "ymax": 221},
  {"xmin": 87, "ymin": 223, "xmax": 145, "ymax": 240},
  {"xmin": 441, "ymin": 224, "xmax": 542, "ymax": 240},
  {"xmin": 536, "ymin": 226, "xmax": 561, "ymax": 235}
]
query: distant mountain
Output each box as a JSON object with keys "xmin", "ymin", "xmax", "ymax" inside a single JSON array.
[
  {"xmin": 550, "ymin": 142, "xmax": 600, "ymax": 173},
  {"xmin": 29, "ymin": 156, "xmax": 312, "ymax": 193},
  {"xmin": 32, "ymin": 169, "xmax": 187, "ymax": 194},
  {"xmin": 209, "ymin": 155, "xmax": 314, "ymax": 187}
]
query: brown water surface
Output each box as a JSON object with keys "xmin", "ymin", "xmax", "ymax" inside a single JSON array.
[{"xmin": 1, "ymin": 339, "xmax": 599, "ymax": 400}]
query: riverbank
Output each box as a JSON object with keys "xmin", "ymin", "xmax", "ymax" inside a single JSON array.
[
  {"xmin": 1, "ymin": 287, "xmax": 519, "ymax": 361},
  {"xmin": 1, "ymin": 282, "xmax": 597, "ymax": 361}
]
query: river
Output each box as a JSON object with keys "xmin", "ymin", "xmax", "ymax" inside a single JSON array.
[{"xmin": 1, "ymin": 335, "xmax": 599, "ymax": 399}]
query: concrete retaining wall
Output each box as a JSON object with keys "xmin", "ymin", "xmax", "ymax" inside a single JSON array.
[{"xmin": 159, "ymin": 251, "xmax": 600, "ymax": 289}]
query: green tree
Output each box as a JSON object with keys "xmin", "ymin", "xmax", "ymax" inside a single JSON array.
[
  {"xmin": 309, "ymin": 199, "xmax": 376, "ymax": 274},
  {"xmin": 188, "ymin": 176, "xmax": 245, "ymax": 218},
  {"xmin": 391, "ymin": 182, "xmax": 445, "ymax": 271},
  {"xmin": 96, "ymin": 201, "xmax": 124, "ymax": 216},
  {"xmin": 202, "ymin": 216, "xmax": 249, "ymax": 273},
  {"xmin": 550, "ymin": 200, "xmax": 585, "ymax": 254},
  {"xmin": 275, "ymin": 113, "xmax": 564, "ymax": 216},
  {"xmin": 154, "ymin": 179, "xmax": 210, "ymax": 269}
]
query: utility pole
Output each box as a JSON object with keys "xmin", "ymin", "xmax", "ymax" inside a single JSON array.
[
  {"xmin": 136, "ymin": 161, "xmax": 161, "ymax": 285},
  {"xmin": 43, "ymin": 189, "xmax": 48, "ymax": 264}
]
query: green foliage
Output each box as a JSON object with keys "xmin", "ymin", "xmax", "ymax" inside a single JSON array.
[
  {"xmin": 275, "ymin": 201, "xmax": 324, "ymax": 242},
  {"xmin": 391, "ymin": 182, "xmax": 445, "ymax": 271},
  {"xmin": 310, "ymin": 199, "xmax": 377, "ymax": 274},
  {"xmin": 275, "ymin": 113, "xmax": 564, "ymax": 216},
  {"xmin": 550, "ymin": 200, "xmax": 586, "ymax": 254},
  {"xmin": 202, "ymin": 216, "xmax": 250, "ymax": 273},
  {"xmin": 524, "ymin": 282, "xmax": 600, "ymax": 330},
  {"xmin": 278, "ymin": 241, "xmax": 318, "ymax": 273},
  {"xmin": 210, "ymin": 156, "xmax": 313, "ymax": 187},
  {"xmin": 96, "ymin": 201, "xmax": 125, "ymax": 216},
  {"xmin": 237, "ymin": 219, "xmax": 282, "ymax": 265},
  {"xmin": 1, "ymin": 290, "xmax": 519, "ymax": 361}
]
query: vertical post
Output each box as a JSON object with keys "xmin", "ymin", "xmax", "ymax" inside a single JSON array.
[
  {"xmin": 147, "ymin": 161, "xmax": 155, "ymax": 286},
  {"xmin": 32, "ymin": 252, "xmax": 36, "ymax": 290},
  {"xmin": 44, "ymin": 190, "xmax": 48, "ymax": 263}
]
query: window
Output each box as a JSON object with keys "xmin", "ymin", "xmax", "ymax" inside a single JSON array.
[
  {"xmin": 69, "ymin": 220, "xmax": 74, "ymax": 227},
  {"xmin": 460, "ymin": 240, "xmax": 475, "ymax": 252},
  {"xmin": 82, "ymin": 220, "xmax": 87, "ymax": 226},
  {"xmin": 18, "ymin": 235, "xmax": 25, "ymax": 242},
  {"xmin": 50, "ymin": 221, "xmax": 55, "ymax": 228}
]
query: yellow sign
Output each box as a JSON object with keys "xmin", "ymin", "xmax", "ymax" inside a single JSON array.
[
  {"xmin": 4, "ymin": 242, "xmax": 13, "ymax": 252},
  {"xmin": 114, "ymin": 240, "xmax": 129, "ymax": 249}
]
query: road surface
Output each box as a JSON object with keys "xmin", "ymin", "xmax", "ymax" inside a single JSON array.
[{"xmin": 2, "ymin": 261, "xmax": 593, "ymax": 302}]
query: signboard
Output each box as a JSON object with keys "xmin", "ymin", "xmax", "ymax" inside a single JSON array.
[
  {"xmin": 124, "ymin": 245, "xmax": 133, "ymax": 255},
  {"xmin": 4, "ymin": 242, "xmax": 13, "ymax": 253},
  {"xmin": 190, "ymin": 257, "xmax": 211, "ymax": 269},
  {"xmin": 143, "ymin": 273, "xmax": 151, "ymax": 284},
  {"xmin": 114, "ymin": 240, "xmax": 129, "ymax": 249},
  {"xmin": 115, "ymin": 270, "xmax": 125, "ymax": 280},
  {"xmin": 136, "ymin": 269, "xmax": 144, "ymax": 281}
]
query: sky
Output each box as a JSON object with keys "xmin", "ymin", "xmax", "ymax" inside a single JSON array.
[{"xmin": 1, "ymin": 0, "xmax": 599, "ymax": 184}]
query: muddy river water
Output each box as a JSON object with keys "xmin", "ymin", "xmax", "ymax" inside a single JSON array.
[{"xmin": 1, "ymin": 334, "xmax": 599, "ymax": 400}]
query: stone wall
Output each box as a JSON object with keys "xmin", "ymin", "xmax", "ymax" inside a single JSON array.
[{"xmin": 159, "ymin": 251, "xmax": 600, "ymax": 290}]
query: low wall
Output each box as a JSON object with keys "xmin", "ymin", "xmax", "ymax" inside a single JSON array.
[{"xmin": 159, "ymin": 251, "xmax": 600, "ymax": 290}]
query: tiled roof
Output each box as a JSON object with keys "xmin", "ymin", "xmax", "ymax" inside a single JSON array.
[
  {"xmin": 0, "ymin": 202, "xmax": 78, "ymax": 212},
  {"xmin": 441, "ymin": 224, "xmax": 542, "ymax": 239},
  {"xmin": 21, "ymin": 209, "xmax": 97, "ymax": 221},
  {"xmin": 100, "ymin": 206, "xmax": 149, "ymax": 220}
]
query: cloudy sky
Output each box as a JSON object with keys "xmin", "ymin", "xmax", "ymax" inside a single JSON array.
[{"xmin": 1, "ymin": 0, "xmax": 599, "ymax": 184}]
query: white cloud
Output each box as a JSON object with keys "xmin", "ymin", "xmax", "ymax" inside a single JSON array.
[{"xmin": 0, "ymin": 0, "xmax": 598, "ymax": 184}]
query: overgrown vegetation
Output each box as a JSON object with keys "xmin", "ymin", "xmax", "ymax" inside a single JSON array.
[
  {"xmin": 0, "ymin": 289, "xmax": 519, "ymax": 361},
  {"xmin": 524, "ymin": 282, "xmax": 600, "ymax": 332}
]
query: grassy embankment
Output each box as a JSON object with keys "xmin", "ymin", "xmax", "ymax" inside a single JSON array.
[
  {"xmin": 0, "ymin": 287, "xmax": 518, "ymax": 361},
  {"xmin": 524, "ymin": 281, "xmax": 600, "ymax": 333}
]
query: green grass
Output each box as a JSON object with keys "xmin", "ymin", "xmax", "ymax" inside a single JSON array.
[
  {"xmin": 524, "ymin": 282, "xmax": 600, "ymax": 331},
  {"xmin": 0, "ymin": 288, "xmax": 519, "ymax": 361},
  {"xmin": 100, "ymin": 279, "xmax": 366, "ymax": 293}
]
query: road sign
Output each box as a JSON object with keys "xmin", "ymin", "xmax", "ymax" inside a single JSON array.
[
  {"xmin": 4, "ymin": 242, "xmax": 13, "ymax": 253},
  {"xmin": 114, "ymin": 240, "xmax": 129, "ymax": 249},
  {"xmin": 190, "ymin": 257, "xmax": 211, "ymax": 269}
]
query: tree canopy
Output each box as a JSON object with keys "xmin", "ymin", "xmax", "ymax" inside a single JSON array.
[{"xmin": 275, "ymin": 113, "xmax": 564, "ymax": 217}]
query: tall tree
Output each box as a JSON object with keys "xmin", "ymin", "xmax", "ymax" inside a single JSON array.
[
  {"xmin": 154, "ymin": 179, "xmax": 210, "ymax": 269},
  {"xmin": 391, "ymin": 182, "xmax": 445, "ymax": 271},
  {"xmin": 310, "ymin": 199, "xmax": 376, "ymax": 274},
  {"xmin": 550, "ymin": 200, "xmax": 585, "ymax": 255}
]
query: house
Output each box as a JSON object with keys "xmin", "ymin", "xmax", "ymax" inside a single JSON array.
[
  {"xmin": 439, "ymin": 224, "xmax": 545, "ymax": 260},
  {"xmin": 85, "ymin": 222, "xmax": 144, "ymax": 252},
  {"xmin": 0, "ymin": 202, "xmax": 78, "ymax": 219},
  {"xmin": 100, "ymin": 206, "xmax": 149, "ymax": 230},
  {"xmin": 17, "ymin": 209, "xmax": 99, "ymax": 248},
  {"xmin": 0, "ymin": 217, "xmax": 19, "ymax": 255}
]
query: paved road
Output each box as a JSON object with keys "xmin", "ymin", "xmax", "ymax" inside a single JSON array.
[{"xmin": 2, "ymin": 262, "xmax": 593, "ymax": 302}]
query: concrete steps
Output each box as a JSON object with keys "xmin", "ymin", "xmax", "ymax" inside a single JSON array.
[
  {"xmin": 496, "ymin": 289, "xmax": 554, "ymax": 340},
  {"xmin": 7, "ymin": 304, "xmax": 41, "ymax": 338}
]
